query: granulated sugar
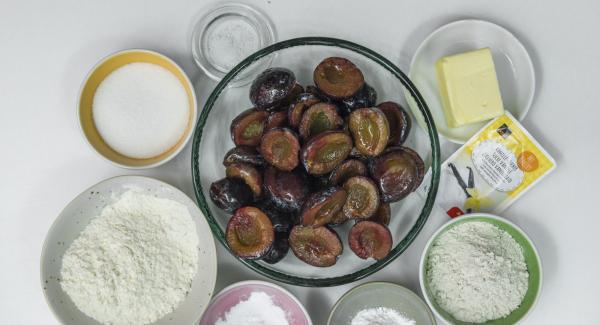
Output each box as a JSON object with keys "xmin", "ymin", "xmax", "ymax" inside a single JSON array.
[
  {"xmin": 351, "ymin": 307, "xmax": 415, "ymax": 325},
  {"xmin": 92, "ymin": 62, "xmax": 189, "ymax": 159},
  {"xmin": 426, "ymin": 221, "xmax": 529, "ymax": 323},
  {"xmin": 216, "ymin": 291, "xmax": 289, "ymax": 325}
]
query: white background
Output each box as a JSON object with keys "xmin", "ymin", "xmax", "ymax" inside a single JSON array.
[{"xmin": 1, "ymin": 0, "xmax": 599, "ymax": 324}]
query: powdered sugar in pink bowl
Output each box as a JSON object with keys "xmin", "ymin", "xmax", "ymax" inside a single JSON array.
[{"xmin": 199, "ymin": 280, "xmax": 312, "ymax": 325}]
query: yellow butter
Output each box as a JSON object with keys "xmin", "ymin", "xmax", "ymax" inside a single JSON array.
[{"xmin": 436, "ymin": 48, "xmax": 504, "ymax": 128}]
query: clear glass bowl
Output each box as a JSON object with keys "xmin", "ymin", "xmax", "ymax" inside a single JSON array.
[
  {"xmin": 191, "ymin": 2, "xmax": 276, "ymax": 87},
  {"xmin": 191, "ymin": 37, "xmax": 441, "ymax": 287}
]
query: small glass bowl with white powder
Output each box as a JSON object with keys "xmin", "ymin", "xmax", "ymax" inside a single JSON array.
[
  {"xmin": 419, "ymin": 213, "xmax": 542, "ymax": 324},
  {"xmin": 191, "ymin": 2, "xmax": 276, "ymax": 87},
  {"xmin": 328, "ymin": 282, "xmax": 436, "ymax": 325}
]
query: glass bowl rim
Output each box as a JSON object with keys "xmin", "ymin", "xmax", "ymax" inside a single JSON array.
[{"xmin": 191, "ymin": 36, "xmax": 441, "ymax": 287}]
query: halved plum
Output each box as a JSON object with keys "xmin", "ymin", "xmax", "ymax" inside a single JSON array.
[
  {"xmin": 348, "ymin": 146, "xmax": 370, "ymax": 163},
  {"xmin": 262, "ymin": 232, "xmax": 290, "ymax": 264},
  {"xmin": 289, "ymin": 225, "xmax": 343, "ymax": 267},
  {"xmin": 328, "ymin": 210, "xmax": 349, "ymax": 226},
  {"xmin": 256, "ymin": 198, "xmax": 296, "ymax": 233},
  {"xmin": 367, "ymin": 202, "xmax": 391, "ymax": 226},
  {"xmin": 263, "ymin": 166, "xmax": 310, "ymax": 212},
  {"xmin": 223, "ymin": 146, "xmax": 265, "ymax": 167},
  {"xmin": 277, "ymin": 83, "xmax": 304, "ymax": 108},
  {"xmin": 348, "ymin": 221, "xmax": 392, "ymax": 260},
  {"xmin": 231, "ymin": 108, "xmax": 269, "ymax": 146},
  {"xmin": 342, "ymin": 176, "xmax": 379, "ymax": 220},
  {"xmin": 369, "ymin": 147, "xmax": 424, "ymax": 202},
  {"xmin": 298, "ymin": 103, "xmax": 343, "ymax": 139},
  {"xmin": 301, "ymin": 131, "xmax": 353, "ymax": 175},
  {"xmin": 250, "ymin": 68, "xmax": 296, "ymax": 109},
  {"xmin": 314, "ymin": 57, "xmax": 365, "ymax": 99},
  {"xmin": 260, "ymin": 128, "xmax": 300, "ymax": 171},
  {"xmin": 328, "ymin": 159, "xmax": 368, "ymax": 186},
  {"xmin": 300, "ymin": 187, "xmax": 347, "ymax": 226},
  {"xmin": 226, "ymin": 206, "xmax": 275, "ymax": 259},
  {"xmin": 209, "ymin": 178, "xmax": 254, "ymax": 212},
  {"xmin": 341, "ymin": 83, "xmax": 377, "ymax": 114},
  {"xmin": 305, "ymin": 85, "xmax": 334, "ymax": 103},
  {"xmin": 225, "ymin": 162, "xmax": 263, "ymax": 198},
  {"xmin": 307, "ymin": 174, "xmax": 330, "ymax": 192},
  {"xmin": 378, "ymin": 101, "xmax": 411, "ymax": 145},
  {"xmin": 287, "ymin": 93, "xmax": 321, "ymax": 129},
  {"xmin": 349, "ymin": 107, "xmax": 390, "ymax": 156},
  {"xmin": 384, "ymin": 146, "xmax": 425, "ymax": 192},
  {"xmin": 265, "ymin": 111, "xmax": 288, "ymax": 130}
]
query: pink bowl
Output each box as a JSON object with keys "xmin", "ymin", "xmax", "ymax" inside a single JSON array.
[{"xmin": 199, "ymin": 280, "xmax": 312, "ymax": 325}]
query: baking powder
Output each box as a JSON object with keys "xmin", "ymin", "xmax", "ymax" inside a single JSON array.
[{"xmin": 351, "ymin": 307, "xmax": 415, "ymax": 325}]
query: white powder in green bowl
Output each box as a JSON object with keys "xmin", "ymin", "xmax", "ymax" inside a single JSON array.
[{"xmin": 426, "ymin": 221, "xmax": 529, "ymax": 323}]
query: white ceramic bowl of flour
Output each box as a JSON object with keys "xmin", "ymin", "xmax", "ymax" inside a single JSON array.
[
  {"xmin": 40, "ymin": 176, "xmax": 218, "ymax": 325},
  {"xmin": 419, "ymin": 213, "xmax": 542, "ymax": 325}
]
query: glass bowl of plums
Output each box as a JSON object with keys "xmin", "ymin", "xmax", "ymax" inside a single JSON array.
[{"xmin": 192, "ymin": 37, "xmax": 441, "ymax": 286}]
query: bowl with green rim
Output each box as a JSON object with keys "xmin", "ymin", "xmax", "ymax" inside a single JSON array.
[
  {"xmin": 191, "ymin": 37, "xmax": 441, "ymax": 287},
  {"xmin": 419, "ymin": 213, "xmax": 542, "ymax": 324}
]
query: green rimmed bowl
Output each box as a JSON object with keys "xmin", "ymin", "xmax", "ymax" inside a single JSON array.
[
  {"xmin": 419, "ymin": 213, "xmax": 542, "ymax": 324},
  {"xmin": 191, "ymin": 37, "xmax": 441, "ymax": 287}
]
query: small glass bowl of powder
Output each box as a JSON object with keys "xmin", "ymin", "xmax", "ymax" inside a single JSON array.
[{"xmin": 191, "ymin": 3, "xmax": 276, "ymax": 87}]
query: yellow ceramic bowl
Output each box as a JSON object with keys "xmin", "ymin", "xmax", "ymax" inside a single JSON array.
[{"xmin": 78, "ymin": 49, "xmax": 197, "ymax": 169}]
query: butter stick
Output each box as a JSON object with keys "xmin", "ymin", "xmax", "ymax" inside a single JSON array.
[{"xmin": 436, "ymin": 48, "xmax": 504, "ymax": 128}]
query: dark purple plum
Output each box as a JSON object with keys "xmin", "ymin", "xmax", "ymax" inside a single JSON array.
[
  {"xmin": 231, "ymin": 109, "xmax": 269, "ymax": 147},
  {"xmin": 250, "ymin": 68, "xmax": 296, "ymax": 109},
  {"xmin": 348, "ymin": 221, "xmax": 392, "ymax": 260},
  {"xmin": 223, "ymin": 146, "xmax": 265, "ymax": 167},
  {"xmin": 259, "ymin": 128, "xmax": 300, "ymax": 171},
  {"xmin": 263, "ymin": 166, "xmax": 310, "ymax": 212},
  {"xmin": 378, "ymin": 101, "xmax": 411, "ymax": 145},
  {"xmin": 300, "ymin": 187, "xmax": 347, "ymax": 226},
  {"xmin": 226, "ymin": 207, "xmax": 274, "ymax": 259},
  {"xmin": 348, "ymin": 107, "xmax": 389, "ymax": 156},
  {"xmin": 289, "ymin": 225, "xmax": 343, "ymax": 267},
  {"xmin": 301, "ymin": 131, "xmax": 353, "ymax": 175},
  {"xmin": 209, "ymin": 178, "xmax": 254, "ymax": 212},
  {"xmin": 314, "ymin": 57, "xmax": 365, "ymax": 99}
]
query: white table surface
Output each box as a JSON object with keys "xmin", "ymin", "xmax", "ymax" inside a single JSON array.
[{"xmin": 2, "ymin": 0, "xmax": 599, "ymax": 324}]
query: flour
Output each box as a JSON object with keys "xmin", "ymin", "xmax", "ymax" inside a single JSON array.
[
  {"xmin": 216, "ymin": 291, "xmax": 289, "ymax": 325},
  {"xmin": 351, "ymin": 307, "xmax": 415, "ymax": 325},
  {"xmin": 426, "ymin": 221, "xmax": 529, "ymax": 323},
  {"xmin": 60, "ymin": 190, "xmax": 199, "ymax": 325}
]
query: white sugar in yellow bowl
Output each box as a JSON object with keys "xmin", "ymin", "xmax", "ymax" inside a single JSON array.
[{"xmin": 78, "ymin": 49, "xmax": 197, "ymax": 169}]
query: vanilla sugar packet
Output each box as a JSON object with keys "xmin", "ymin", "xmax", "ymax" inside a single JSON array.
[{"xmin": 418, "ymin": 112, "xmax": 556, "ymax": 217}]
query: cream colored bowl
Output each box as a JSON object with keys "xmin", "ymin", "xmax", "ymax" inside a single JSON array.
[{"xmin": 78, "ymin": 49, "xmax": 197, "ymax": 168}]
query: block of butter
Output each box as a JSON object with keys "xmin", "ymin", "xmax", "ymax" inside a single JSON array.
[{"xmin": 436, "ymin": 48, "xmax": 504, "ymax": 128}]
